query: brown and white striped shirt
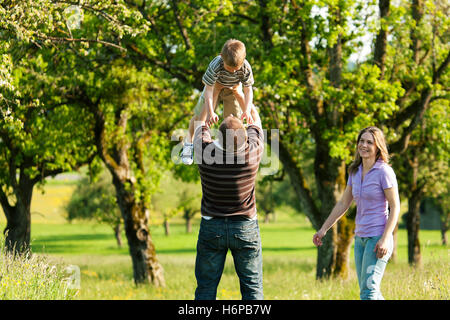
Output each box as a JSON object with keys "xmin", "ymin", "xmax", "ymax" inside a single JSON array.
[{"xmin": 193, "ymin": 124, "xmax": 264, "ymax": 219}]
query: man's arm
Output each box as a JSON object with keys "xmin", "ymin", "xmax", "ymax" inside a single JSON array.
[
  {"xmin": 243, "ymin": 85, "xmax": 253, "ymax": 112},
  {"xmin": 249, "ymin": 104, "xmax": 262, "ymax": 130}
]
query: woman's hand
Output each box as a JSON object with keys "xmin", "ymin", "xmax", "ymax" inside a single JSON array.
[
  {"xmin": 313, "ymin": 229, "xmax": 326, "ymax": 247},
  {"xmin": 374, "ymin": 237, "xmax": 389, "ymax": 259}
]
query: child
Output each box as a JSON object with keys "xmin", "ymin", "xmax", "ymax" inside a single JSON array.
[{"xmin": 181, "ymin": 39, "xmax": 255, "ymax": 165}]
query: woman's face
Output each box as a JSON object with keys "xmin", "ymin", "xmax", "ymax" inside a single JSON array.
[{"xmin": 358, "ymin": 132, "xmax": 378, "ymax": 160}]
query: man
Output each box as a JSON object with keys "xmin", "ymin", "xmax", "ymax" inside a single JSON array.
[{"xmin": 192, "ymin": 101, "xmax": 264, "ymax": 300}]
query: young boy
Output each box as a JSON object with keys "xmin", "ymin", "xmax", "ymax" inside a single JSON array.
[{"xmin": 181, "ymin": 39, "xmax": 255, "ymax": 165}]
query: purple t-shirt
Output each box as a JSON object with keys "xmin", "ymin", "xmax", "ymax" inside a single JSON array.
[{"xmin": 347, "ymin": 160, "xmax": 398, "ymax": 237}]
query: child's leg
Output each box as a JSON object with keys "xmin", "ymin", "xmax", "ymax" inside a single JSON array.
[
  {"xmin": 212, "ymin": 82, "xmax": 223, "ymax": 114},
  {"xmin": 186, "ymin": 115, "xmax": 197, "ymax": 143},
  {"xmin": 187, "ymin": 83, "xmax": 222, "ymax": 143},
  {"xmin": 220, "ymin": 88, "xmax": 242, "ymax": 119}
]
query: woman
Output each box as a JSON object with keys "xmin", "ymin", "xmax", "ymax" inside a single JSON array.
[{"xmin": 313, "ymin": 126, "xmax": 400, "ymax": 300}]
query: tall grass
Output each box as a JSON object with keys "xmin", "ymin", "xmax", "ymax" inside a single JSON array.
[{"xmin": 0, "ymin": 235, "xmax": 77, "ymax": 300}]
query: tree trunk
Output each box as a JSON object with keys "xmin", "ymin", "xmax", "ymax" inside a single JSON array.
[
  {"xmin": 316, "ymin": 226, "xmax": 337, "ymax": 279},
  {"xmin": 112, "ymin": 175, "xmax": 165, "ymax": 286},
  {"xmin": 441, "ymin": 226, "xmax": 448, "ymax": 246},
  {"xmin": 186, "ymin": 216, "xmax": 192, "ymax": 233},
  {"xmin": 333, "ymin": 216, "xmax": 355, "ymax": 279},
  {"xmin": 114, "ymin": 224, "xmax": 122, "ymax": 248},
  {"xmin": 3, "ymin": 178, "xmax": 34, "ymax": 254},
  {"xmin": 373, "ymin": 0, "xmax": 390, "ymax": 79},
  {"xmin": 278, "ymin": 140, "xmax": 354, "ymax": 279},
  {"xmin": 406, "ymin": 192, "xmax": 422, "ymax": 266},
  {"xmin": 440, "ymin": 211, "xmax": 449, "ymax": 245},
  {"xmin": 164, "ymin": 219, "xmax": 170, "ymax": 236}
]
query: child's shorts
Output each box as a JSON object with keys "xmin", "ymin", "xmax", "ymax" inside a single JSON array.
[{"xmin": 193, "ymin": 85, "xmax": 242, "ymax": 119}]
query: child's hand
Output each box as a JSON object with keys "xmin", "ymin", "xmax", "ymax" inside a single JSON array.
[{"xmin": 241, "ymin": 109, "xmax": 254, "ymax": 124}]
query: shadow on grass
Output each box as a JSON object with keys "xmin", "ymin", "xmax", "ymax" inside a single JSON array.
[
  {"xmin": 30, "ymin": 233, "xmax": 125, "ymax": 255},
  {"xmin": 156, "ymin": 246, "xmax": 316, "ymax": 255}
]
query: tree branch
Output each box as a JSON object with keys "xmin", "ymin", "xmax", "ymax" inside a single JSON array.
[
  {"xmin": 170, "ymin": 0, "xmax": 192, "ymax": 51},
  {"xmin": 259, "ymin": 0, "xmax": 273, "ymax": 49},
  {"xmin": 373, "ymin": 0, "xmax": 390, "ymax": 79},
  {"xmin": 36, "ymin": 35, "xmax": 126, "ymax": 51}
]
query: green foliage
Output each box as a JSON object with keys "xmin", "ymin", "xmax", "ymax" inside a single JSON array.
[
  {"xmin": 65, "ymin": 170, "xmax": 121, "ymax": 228},
  {"xmin": 151, "ymin": 171, "xmax": 201, "ymax": 224}
]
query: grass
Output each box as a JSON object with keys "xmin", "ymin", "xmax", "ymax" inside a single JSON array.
[
  {"xmin": 10, "ymin": 214, "xmax": 446, "ymax": 300},
  {"xmin": 0, "ymin": 180, "xmax": 448, "ymax": 300},
  {"xmin": 0, "ymin": 234, "xmax": 77, "ymax": 300}
]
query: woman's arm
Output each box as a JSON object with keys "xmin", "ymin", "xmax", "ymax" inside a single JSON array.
[
  {"xmin": 374, "ymin": 186, "xmax": 400, "ymax": 258},
  {"xmin": 313, "ymin": 185, "xmax": 353, "ymax": 246}
]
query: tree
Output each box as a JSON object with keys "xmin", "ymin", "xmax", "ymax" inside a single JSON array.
[
  {"xmin": 1, "ymin": 0, "xmax": 177, "ymax": 286},
  {"xmin": 0, "ymin": 12, "xmax": 96, "ymax": 252},
  {"xmin": 117, "ymin": 0, "xmax": 409, "ymax": 279},
  {"xmin": 65, "ymin": 170, "xmax": 124, "ymax": 247},
  {"xmin": 256, "ymin": 170, "xmax": 285, "ymax": 223},
  {"xmin": 436, "ymin": 187, "xmax": 450, "ymax": 245},
  {"xmin": 393, "ymin": 99, "xmax": 449, "ymax": 265},
  {"xmin": 152, "ymin": 171, "xmax": 201, "ymax": 235},
  {"xmin": 219, "ymin": 0, "xmax": 448, "ymax": 278},
  {"xmin": 245, "ymin": 0, "xmax": 404, "ymax": 279},
  {"xmin": 385, "ymin": 0, "xmax": 449, "ymax": 265},
  {"xmin": 178, "ymin": 189, "xmax": 201, "ymax": 233}
]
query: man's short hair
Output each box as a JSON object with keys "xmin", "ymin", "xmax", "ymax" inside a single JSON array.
[
  {"xmin": 221, "ymin": 39, "xmax": 246, "ymax": 68},
  {"xmin": 219, "ymin": 116, "xmax": 248, "ymax": 152}
]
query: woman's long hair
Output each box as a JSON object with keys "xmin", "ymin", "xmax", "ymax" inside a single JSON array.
[{"xmin": 348, "ymin": 126, "xmax": 390, "ymax": 175}]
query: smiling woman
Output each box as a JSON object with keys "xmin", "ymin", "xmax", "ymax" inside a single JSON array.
[{"xmin": 313, "ymin": 126, "xmax": 400, "ymax": 300}]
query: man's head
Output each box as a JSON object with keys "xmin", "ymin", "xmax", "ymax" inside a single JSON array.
[
  {"xmin": 221, "ymin": 39, "xmax": 246, "ymax": 71},
  {"xmin": 218, "ymin": 115, "xmax": 248, "ymax": 152}
]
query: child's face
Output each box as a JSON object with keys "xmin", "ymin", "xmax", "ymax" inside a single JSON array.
[{"xmin": 223, "ymin": 62, "xmax": 242, "ymax": 73}]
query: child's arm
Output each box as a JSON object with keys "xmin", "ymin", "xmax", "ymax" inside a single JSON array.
[{"xmin": 203, "ymin": 84, "xmax": 219, "ymax": 125}]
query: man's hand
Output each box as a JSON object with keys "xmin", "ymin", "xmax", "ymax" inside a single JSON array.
[
  {"xmin": 241, "ymin": 109, "xmax": 254, "ymax": 124},
  {"xmin": 207, "ymin": 111, "xmax": 219, "ymax": 127}
]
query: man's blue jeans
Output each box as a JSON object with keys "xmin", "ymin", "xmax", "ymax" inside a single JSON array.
[
  {"xmin": 194, "ymin": 216, "xmax": 264, "ymax": 300},
  {"xmin": 354, "ymin": 235, "xmax": 393, "ymax": 300}
]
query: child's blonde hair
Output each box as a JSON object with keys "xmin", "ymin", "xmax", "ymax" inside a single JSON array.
[{"xmin": 221, "ymin": 39, "xmax": 246, "ymax": 68}]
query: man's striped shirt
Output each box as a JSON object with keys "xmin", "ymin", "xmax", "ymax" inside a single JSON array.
[
  {"xmin": 202, "ymin": 55, "xmax": 254, "ymax": 88},
  {"xmin": 193, "ymin": 124, "xmax": 264, "ymax": 218}
]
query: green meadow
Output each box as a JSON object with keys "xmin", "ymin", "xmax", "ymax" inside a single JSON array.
[{"xmin": 0, "ymin": 180, "xmax": 448, "ymax": 300}]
